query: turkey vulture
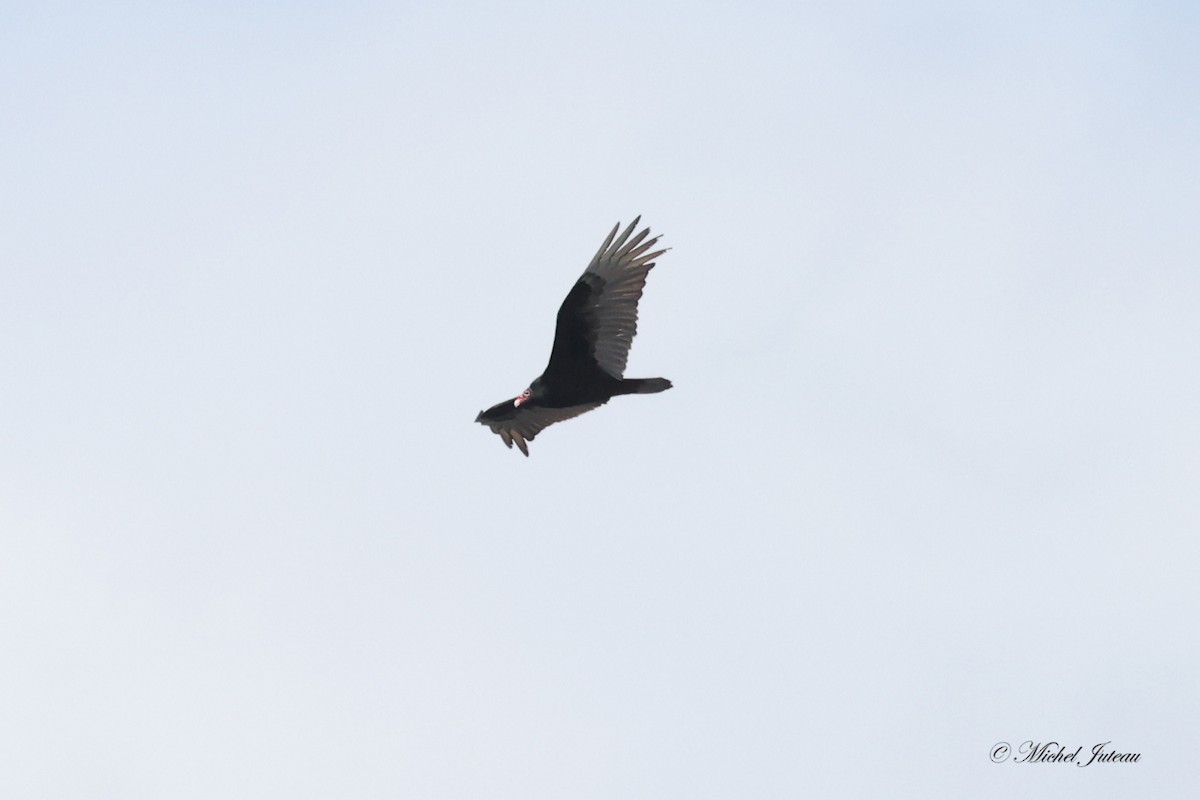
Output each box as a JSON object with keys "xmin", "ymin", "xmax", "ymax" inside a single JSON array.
[{"xmin": 475, "ymin": 216, "xmax": 672, "ymax": 456}]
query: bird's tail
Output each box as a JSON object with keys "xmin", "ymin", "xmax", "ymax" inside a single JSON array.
[{"xmin": 621, "ymin": 377, "xmax": 673, "ymax": 394}]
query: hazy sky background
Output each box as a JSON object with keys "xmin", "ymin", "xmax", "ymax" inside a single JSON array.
[{"xmin": 2, "ymin": 1, "xmax": 1197, "ymax": 797}]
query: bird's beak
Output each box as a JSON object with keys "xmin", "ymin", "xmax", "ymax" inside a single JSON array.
[{"xmin": 513, "ymin": 396, "xmax": 525, "ymax": 407}]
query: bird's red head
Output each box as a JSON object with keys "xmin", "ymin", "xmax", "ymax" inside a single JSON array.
[{"xmin": 514, "ymin": 388, "xmax": 532, "ymax": 407}]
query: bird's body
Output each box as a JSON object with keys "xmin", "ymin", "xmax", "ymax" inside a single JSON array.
[{"xmin": 475, "ymin": 216, "xmax": 672, "ymax": 456}]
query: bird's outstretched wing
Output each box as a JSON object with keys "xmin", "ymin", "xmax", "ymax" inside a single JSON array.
[
  {"xmin": 546, "ymin": 216, "xmax": 667, "ymax": 380},
  {"xmin": 475, "ymin": 401, "xmax": 605, "ymax": 456}
]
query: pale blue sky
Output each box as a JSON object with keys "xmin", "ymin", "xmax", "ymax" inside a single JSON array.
[{"xmin": 2, "ymin": 2, "xmax": 1197, "ymax": 798}]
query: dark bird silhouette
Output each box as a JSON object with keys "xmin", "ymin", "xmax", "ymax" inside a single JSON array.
[{"xmin": 475, "ymin": 216, "xmax": 673, "ymax": 456}]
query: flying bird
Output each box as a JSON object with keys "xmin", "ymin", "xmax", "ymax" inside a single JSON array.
[{"xmin": 475, "ymin": 216, "xmax": 672, "ymax": 456}]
